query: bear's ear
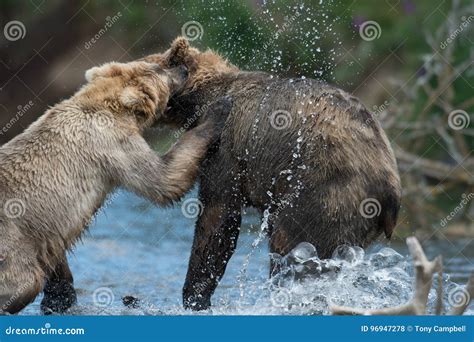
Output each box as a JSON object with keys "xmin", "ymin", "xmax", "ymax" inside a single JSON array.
[
  {"xmin": 166, "ymin": 36, "xmax": 190, "ymax": 67},
  {"xmin": 85, "ymin": 62, "xmax": 124, "ymax": 82},
  {"xmin": 119, "ymin": 86, "xmax": 141, "ymax": 107},
  {"xmin": 85, "ymin": 66, "xmax": 102, "ymax": 82},
  {"xmin": 119, "ymin": 86, "xmax": 155, "ymax": 124}
]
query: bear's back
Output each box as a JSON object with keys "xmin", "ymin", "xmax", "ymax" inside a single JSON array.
[{"xmin": 221, "ymin": 73, "xmax": 400, "ymax": 235}]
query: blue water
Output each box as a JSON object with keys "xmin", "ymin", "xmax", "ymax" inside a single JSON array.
[{"xmin": 22, "ymin": 190, "xmax": 473, "ymax": 315}]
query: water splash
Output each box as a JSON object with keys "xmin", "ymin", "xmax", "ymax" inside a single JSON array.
[
  {"xmin": 253, "ymin": 242, "xmax": 472, "ymax": 315},
  {"xmin": 237, "ymin": 209, "xmax": 271, "ymax": 303},
  {"xmin": 19, "ymin": 192, "xmax": 473, "ymax": 316},
  {"xmin": 25, "ymin": 240, "xmax": 473, "ymax": 316}
]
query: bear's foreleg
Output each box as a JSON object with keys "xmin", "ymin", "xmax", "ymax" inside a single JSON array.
[
  {"xmin": 114, "ymin": 97, "xmax": 233, "ymax": 206},
  {"xmin": 183, "ymin": 152, "xmax": 242, "ymax": 311}
]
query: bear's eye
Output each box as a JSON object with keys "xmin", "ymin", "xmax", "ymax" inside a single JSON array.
[{"xmin": 134, "ymin": 109, "xmax": 147, "ymax": 122}]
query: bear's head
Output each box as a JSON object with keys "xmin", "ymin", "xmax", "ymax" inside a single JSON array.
[
  {"xmin": 144, "ymin": 37, "xmax": 238, "ymax": 92},
  {"xmin": 142, "ymin": 37, "xmax": 239, "ymax": 127},
  {"xmin": 79, "ymin": 61, "xmax": 188, "ymax": 128}
]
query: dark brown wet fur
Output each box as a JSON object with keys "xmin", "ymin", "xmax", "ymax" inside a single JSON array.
[{"xmin": 145, "ymin": 37, "xmax": 401, "ymax": 311}]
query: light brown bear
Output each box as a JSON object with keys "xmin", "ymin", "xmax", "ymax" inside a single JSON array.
[
  {"xmin": 0, "ymin": 61, "xmax": 231, "ymax": 314},
  {"xmin": 144, "ymin": 38, "xmax": 401, "ymax": 311}
]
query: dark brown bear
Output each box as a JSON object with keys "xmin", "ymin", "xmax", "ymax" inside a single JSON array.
[{"xmin": 144, "ymin": 37, "xmax": 402, "ymax": 311}]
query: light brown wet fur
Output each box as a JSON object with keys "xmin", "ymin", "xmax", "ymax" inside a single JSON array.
[
  {"xmin": 0, "ymin": 61, "xmax": 229, "ymax": 314},
  {"xmin": 144, "ymin": 37, "xmax": 402, "ymax": 311}
]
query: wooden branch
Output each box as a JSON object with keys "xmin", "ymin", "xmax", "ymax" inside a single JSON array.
[
  {"xmin": 435, "ymin": 125, "xmax": 464, "ymax": 163},
  {"xmin": 435, "ymin": 259, "xmax": 444, "ymax": 315},
  {"xmin": 331, "ymin": 237, "xmax": 443, "ymax": 315},
  {"xmin": 394, "ymin": 146, "xmax": 474, "ymax": 185}
]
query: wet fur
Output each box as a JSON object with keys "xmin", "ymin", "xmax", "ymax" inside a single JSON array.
[
  {"xmin": 145, "ymin": 38, "xmax": 402, "ymax": 310},
  {"xmin": 0, "ymin": 61, "xmax": 224, "ymax": 314}
]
